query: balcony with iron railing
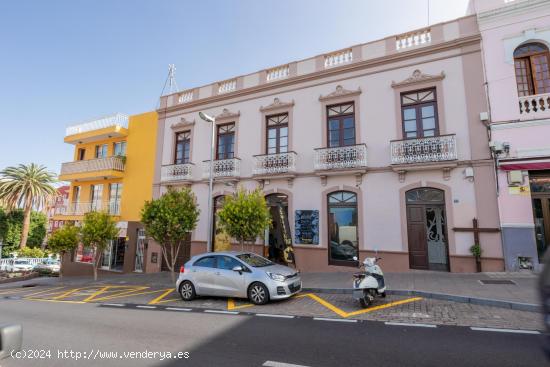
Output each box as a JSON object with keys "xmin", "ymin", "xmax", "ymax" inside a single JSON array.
[
  {"xmin": 390, "ymin": 134, "xmax": 457, "ymax": 165},
  {"xmin": 253, "ymin": 152, "xmax": 297, "ymax": 176},
  {"xmin": 202, "ymin": 158, "xmax": 240, "ymax": 179},
  {"xmin": 314, "ymin": 144, "xmax": 368, "ymax": 171},
  {"xmin": 161, "ymin": 163, "xmax": 194, "ymax": 183},
  {"xmin": 59, "ymin": 156, "xmax": 125, "ymax": 181},
  {"xmin": 518, "ymin": 93, "xmax": 550, "ymax": 120},
  {"xmin": 64, "ymin": 113, "xmax": 129, "ymax": 144}
]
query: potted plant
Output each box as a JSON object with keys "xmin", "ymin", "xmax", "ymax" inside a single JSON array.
[{"xmin": 469, "ymin": 243, "xmax": 483, "ymax": 273}]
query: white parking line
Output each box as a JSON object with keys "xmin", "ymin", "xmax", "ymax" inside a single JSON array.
[
  {"xmin": 102, "ymin": 303, "xmax": 125, "ymax": 307},
  {"xmin": 263, "ymin": 361, "xmax": 311, "ymax": 367},
  {"xmin": 313, "ymin": 317, "xmax": 357, "ymax": 323},
  {"xmin": 385, "ymin": 322, "xmax": 437, "ymax": 328},
  {"xmin": 204, "ymin": 310, "xmax": 239, "ymax": 315},
  {"xmin": 136, "ymin": 305, "xmax": 157, "ymax": 309},
  {"xmin": 470, "ymin": 327, "xmax": 540, "ymax": 335},
  {"xmin": 256, "ymin": 314, "xmax": 295, "ymax": 319},
  {"xmin": 166, "ymin": 307, "xmax": 192, "ymax": 312}
]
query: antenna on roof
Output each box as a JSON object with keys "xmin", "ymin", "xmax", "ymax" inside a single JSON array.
[
  {"xmin": 160, "ymin": 64, "xmax": 179, "ymax": 96},
  {"xmin": 157, "ymin": 64, "xmax": 180, "ymax": 109}
]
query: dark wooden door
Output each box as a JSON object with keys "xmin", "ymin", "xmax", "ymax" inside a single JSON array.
[{"xmin": 407, "ymin": 205, "xmax": 429, "ymax": 269}]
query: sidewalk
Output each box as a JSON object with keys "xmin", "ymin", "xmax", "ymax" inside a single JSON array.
[
  {"xmin": 301, "ymin": 271, "xmax": 541, "ymax": 309},
  {"xmin": 0, "ymin": 270, "xmax": 541, "ymax": 310}
]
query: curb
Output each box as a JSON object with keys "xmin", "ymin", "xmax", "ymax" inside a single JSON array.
[{"xmin": 302, "ymin": 287, "xmax": 540, "ymax": 313}]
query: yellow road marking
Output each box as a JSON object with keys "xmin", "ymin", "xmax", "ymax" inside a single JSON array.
[
  {"xmin": 227, "ymin": 298, "xmax": 255, "ymax": 310},
  {"xmin": 90, "ymin": 287, "xmax": 153, "ymax": 302},
  {"xmin": 0, "ymin": 287, "xmax": 44, "ymax": 296},
  {"xmin": 50, "ymin": 287, "xmax": 90, "ymax": 300},
  {"xmin": 25, "ymin": 297, "xmax": 86, "ymax": 304},
  {"xmin": 22, "ymin": 286, "xmax": 67, "ymax": 298},
  {"xmin": 305, "ymin": 293, "xmax": 423, "ymax": 318},
  {"xmin": 83, "ymin": 286, "xmax": 112, "ymax": 302},
  {"xmin": 148, "ymin": 289, "xmax": 176, "ymax": 305}
]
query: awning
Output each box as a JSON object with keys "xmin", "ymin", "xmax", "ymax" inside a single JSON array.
[{"xmin": 499, "ymin": 161, "xmax": 550, "ymax": 171}]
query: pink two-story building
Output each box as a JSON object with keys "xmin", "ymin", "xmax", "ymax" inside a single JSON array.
[
  {"xmin": 473, "ymin": 0, "xmax": 550, "ymax": 270},
  {"xmin": 153, "ymin": 14, "xmax": 503, "ymax": 273}
]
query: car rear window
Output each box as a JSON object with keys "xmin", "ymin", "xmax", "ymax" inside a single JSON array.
[
  {"xmin": 15, "ymin": 260, "xmax": 28, "ymax": 264},
  {"xmin": 193, "ymin": 256, "xmax": 216, "ymax": 268},
  {"xmin": 236, "ymin": 253, "xmax": 273, "ymax": 267}
]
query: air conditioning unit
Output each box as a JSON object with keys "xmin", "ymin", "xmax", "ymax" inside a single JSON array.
[{"xmin": 507, "ymin": 170, "xmax": 524, "ymax": 186}]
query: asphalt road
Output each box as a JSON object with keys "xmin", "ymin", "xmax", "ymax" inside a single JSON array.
[{"xmin": 0, "ymin": 299, "xmax": 547, "ymax": 367}]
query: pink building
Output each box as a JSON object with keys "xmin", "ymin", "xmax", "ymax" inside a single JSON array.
[
  {"xmin": 473, "ymin": 0, "xmax": 550, "ymax": 270},
  {"xmin": 153, "ymin": 14, "xmax": 503, "ymax": 273},
  {"xmin": 46, "ymin": 185, "xmax": 70, "ymax": 235}
]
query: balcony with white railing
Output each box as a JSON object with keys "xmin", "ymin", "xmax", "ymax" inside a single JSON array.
[
  {"xmin": 390, "ymin": 134, "xmax": 457, "ymax": 165},
  {"xmin": 59, "ymin": 156, "xmax": 125, "ymax": 180},
  {"xmin": 161, "ymin": 163, "xmax": 194, "ymax": 183},
  {"xmin": 65, "ymin": 113, "xmax": 129, "ymax": 137},
  {"xmin": 178, "ymin": 90, "xmax": 194, "ymax": 104},
  {"xmin": 324, "ymin": 49, "xmax": 353, "ymax": 68},
  {"xmin": 63, "ymin": 201, "xmax": 121, "ymax": 216},
  {"xmin": 396, "ymin": 28, "xmax": 431, "ymax": 50},
  {"xmin": 218, "ymin": 79, "xmax": 237, "ymax": 94},
  {"xmin": 519, "ymin": 93, "xmax": 550, "ymax": 120},
  {"xmin": 202, "ymin": 158, "xmax": 240, "ymax": 179},
  {"xmin": 266, "ymin": 65, "xmax": 290, "ymax": 82},
  {"xmin": 253, "ymin": 152, "xmax": 297, "ymax": 176},
  {"xmin": 314, "ymin": 144, "xmax": 367, "ymax": 171}
]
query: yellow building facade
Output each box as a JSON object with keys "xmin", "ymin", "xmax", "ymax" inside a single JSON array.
[{"xmin": 54, "ymin": 111, "xmax": 160, "ymax": 275}]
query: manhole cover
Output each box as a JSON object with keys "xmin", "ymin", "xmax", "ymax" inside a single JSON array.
[{"xmin": 479, "ymin": 279, "xmax": 516, "ymax": 285}]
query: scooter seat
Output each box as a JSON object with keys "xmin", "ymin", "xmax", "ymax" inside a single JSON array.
[{"xmin": 352, "ymin": 272, "xmax": 366, "ymax": 279}]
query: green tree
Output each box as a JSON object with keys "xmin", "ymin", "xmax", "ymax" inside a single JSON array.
[
  {"xmin": 141, "ymin": 188, "xmax": 200, "ymax": 282},
  {"xmin": 47, "ymin": 224, "xmax": 80, "ymax": 278},
  {"xmin": 217, "ymin": 188, "xmax": 271, "ymax": 252},
  {"xmin": 80, "ymin": 211, "xmax": 119, "ymax": 281},
  {"xmin": 0, "ymin": 208, "xmax": 47, "ymax": 257},
  {"xmin": 0, "ymin": 164, "xmax": 56, "ymax": 248}
]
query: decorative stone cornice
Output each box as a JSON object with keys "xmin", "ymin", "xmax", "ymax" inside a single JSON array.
[
  {"xmin": 215, "ymin": 108, "xmax": 240, "ymax": 121},
  {"xmin": 391, "ymin": 69, "xmax": 445, "ymax": 88},
  {"xmin": 319, "ymin": 85, "xmax": 361, "ymax": 101},
  {"xmin": 171, "ymin": 117, "xmax": 195, "ymax": 129},
  {"xmin": 259, "ymin": 98, "xmax": 295, "ymax": 112}
]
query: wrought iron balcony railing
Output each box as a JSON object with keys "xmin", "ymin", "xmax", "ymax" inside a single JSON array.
[
  {"xmin": 390, "ymin": 134, "xmax": 457, "ymax": 165},
  {"xmin": 161, "ymin": 163, "xmax": 194, "ymax": 182},
  {"xmin": 202, "ymin": 158, "xmax": 240, "ymax": 179},
  {"xmin": 519, "ymin": 93, "xmax": 550, "ymax": 119},
  {"xmin": 253, "ymin": 152, "xmax": 297, "ymax": 175},
  {"xmin": 60, "ymin": 156, "xmax": 125, "ymax": 176},
  {"xmin": 314, "ymin": 144, "xmax": 367, "ymax": 170}
]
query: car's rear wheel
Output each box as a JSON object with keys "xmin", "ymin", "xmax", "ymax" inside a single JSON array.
[
  {"xmin": 248, "ymin": 282, "xmax": 269, "ymax": 305},
  {"xmin": 179, "ymin": 281, "xmax": 196, "ymax": 301}
]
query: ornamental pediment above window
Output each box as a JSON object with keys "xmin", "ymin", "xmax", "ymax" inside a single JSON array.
[
  {"xmin": 215, "ymin": 108, "xmax": 240, "ymax": 121},
  {"xmin": 391, "ymin": 69, "xmax": 445, "ymax": 88},
  {"xmin": 319, "ymin": 85, "xmax": 361, "ymax": 101},
  {"xmin": 170, "ymin": 117, "xmax": 195, "ymax": 130},
  {"xmin": 260, "ymin": 98, "xmax": 295, "ymax": 112}
]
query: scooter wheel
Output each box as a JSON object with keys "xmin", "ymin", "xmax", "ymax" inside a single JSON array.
[
  {"xmin": 359, "ymin": 297, "xmax": 372, "ymax": 308},
  {"xmin": 380, "ymin": 291, "xmax": 386, "ymax": 298}
]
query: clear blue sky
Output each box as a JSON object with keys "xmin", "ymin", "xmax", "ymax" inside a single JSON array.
[{"xmin": 0, "ymin": 0, "xmax": 470, "ymax": 176}]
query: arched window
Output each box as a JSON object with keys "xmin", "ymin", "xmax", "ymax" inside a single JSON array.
[
  {"xmin": 327, "ymin": 191, "xmax": 358, "ymax": 265},
  {"xmin": 514, "ymin": 42, "xmax": 550, "ymax": 96}
]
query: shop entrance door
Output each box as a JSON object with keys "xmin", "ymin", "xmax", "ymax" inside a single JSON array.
[{"xmin": 530, "ymin": 172, "xmax": 550, "ymax": 262}]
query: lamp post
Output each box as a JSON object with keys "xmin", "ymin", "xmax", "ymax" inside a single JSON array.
[{"xmin": 199, "ymin": 111, "xmax": 216, "ymax": 253}]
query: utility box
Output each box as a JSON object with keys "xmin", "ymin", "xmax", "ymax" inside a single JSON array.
[{"xmin": 507, "ymin": 170, "xmax": 524, "ymax": 186}]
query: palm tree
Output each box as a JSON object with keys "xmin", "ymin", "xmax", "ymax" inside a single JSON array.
[{"xmin": 0, "ymin": 164, "xmax": 57, "ymax": 248}]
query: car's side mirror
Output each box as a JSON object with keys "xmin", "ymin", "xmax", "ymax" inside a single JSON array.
[
  {"xmin": 0, "ymin": 324, "xmax": 22, "ymax": 360},
  {"xmin": 232, "ymin": 266, "xmax": 243, "ymax": 273}
]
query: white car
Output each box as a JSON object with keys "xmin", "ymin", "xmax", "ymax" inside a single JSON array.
[{"xmin": 7, "ymin": 259, "xmax": 34, "ymax": 272}]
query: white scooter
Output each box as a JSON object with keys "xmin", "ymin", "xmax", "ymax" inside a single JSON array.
[{"xmin": 352, "ymin": 256, "xmax": 386, "ymax": 308}]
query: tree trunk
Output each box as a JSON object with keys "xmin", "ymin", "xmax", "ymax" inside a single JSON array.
[
  {"xmin": 240, "ymin": 239, "xmax": 244, "ymax": 252},
  {"xmin": 59, "ymin": 251, "xmax": 64, "ymax": 279},
  {"xmin": 19, "ymin": 205, "xmax": 32, "ymax": 249},
  {"xmin": 92, "ymin": 245, "xmax": 99, "ymax": 281}
]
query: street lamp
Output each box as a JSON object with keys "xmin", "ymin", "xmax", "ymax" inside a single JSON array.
[{"xmin": 199, "ymin": 111, "xmax": 216, "ymax": 253}]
